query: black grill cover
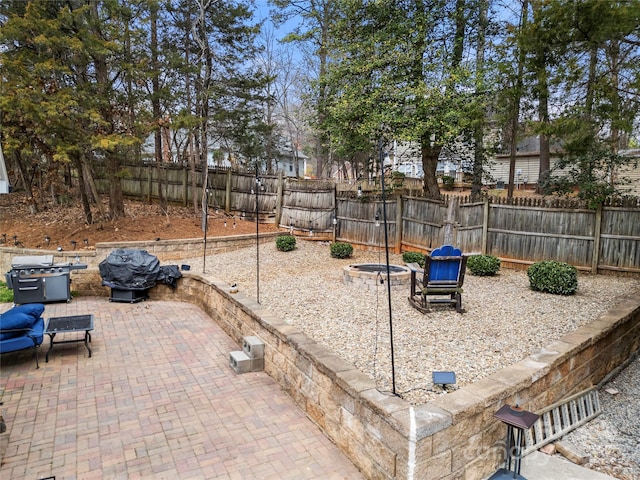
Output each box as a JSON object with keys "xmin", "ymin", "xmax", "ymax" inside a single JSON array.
[
  {"xmin": 99, "ymin": 249, "xmax": 160, "ymax": 291},
  {"xmin": 158, "ymin": 265, "xmax": 182, "ymax": 289}
]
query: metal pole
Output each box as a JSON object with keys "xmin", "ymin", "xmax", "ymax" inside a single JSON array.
[
  {"xmin": 379, "ymin": 139, "xmax": 396, "ymax": 395},
  {"xmin": 202, "ymin": 187, "xmax": 208, "ymax": 274},
  {"xmin": 255, "ymin": 168, "xmax": 260, "ymax": 304}
]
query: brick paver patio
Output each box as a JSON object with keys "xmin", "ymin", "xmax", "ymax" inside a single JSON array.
[{"xmin": 0, "ymin": 298, "xmax": 363, "ymax": 479}]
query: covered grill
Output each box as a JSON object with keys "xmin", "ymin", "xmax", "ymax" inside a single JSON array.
[
  {"xmin": 99, "ymin": 249, "xmax": 160, "ymax": 303},
  {"xmin": 5, "ymin": 254, "xmax": 87, "ymax": 304}
]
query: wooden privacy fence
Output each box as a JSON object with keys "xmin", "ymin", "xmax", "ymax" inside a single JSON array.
[
  {"xmin": 336, "ymin": 195, "xmax": 639, "ymax": 275},
  {"xmin": 95, "ymin": 162, "xmax": 640, "ymax": 275}
]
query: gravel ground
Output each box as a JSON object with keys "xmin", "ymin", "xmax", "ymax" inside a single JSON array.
[
  {"xmin": 186, "ymin": 239, "xmax": 640, "ymax": 479},
  {"xmin": 562, "ymin": 354, "xmax": 640, "ymax": 480}
]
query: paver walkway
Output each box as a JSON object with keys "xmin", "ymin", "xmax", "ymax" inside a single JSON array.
[{"xmin": 0, "ymin": 298, "xmax": 363, "ymax": 479}]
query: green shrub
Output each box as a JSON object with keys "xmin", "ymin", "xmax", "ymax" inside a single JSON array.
[
  {"xmin": 330, "ymin": 242, "xmax": 353, "ymax": 259},
  {"xmin": 275, "ymin": 234, "xmax": 296, "ymax": 252},
  {"xmin": 402, "ymin": 251, "xmax": 425, "ymax": 267},
  {"xmin": 0, "ymin": 281, "xmax": 13, "ymax": 303},
  {"xmin": 467, "ymin": 254, "xmax": 501, "ymax": 276},
  {"xmin": 527, "ymin": 261, "xmax": 578, "ymax": 295},
  {"xmin": 441, "ymin": 175, "xmax": 455, "ymax": 190}
]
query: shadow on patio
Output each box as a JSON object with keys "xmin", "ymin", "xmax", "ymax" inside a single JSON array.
[{"xmin": 0, "ymin": 297, "xmax": 362, "ymax": 479}]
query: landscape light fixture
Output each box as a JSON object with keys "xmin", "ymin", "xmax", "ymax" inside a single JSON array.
[
  {"xmin": 70, "ymin": 240, "xmax": 77, "ymax": 250},
  {"xmin": 83, "ymin": 238, "xmax": 89, "ymax": 246},
  {"xmin": 357, "ymin": 185, "xmax": 362, "ymax": 197},
  {"xmin": 332, "ymin": 215, "xmax": 337, "ymax": 225},
  {"xmin": 432, "ymin": 371, "xmax": 456, "ymax": 390},
  {"xmin": 44, "ymin": 235, "xmax": 50, "ymax": 246},
  {"xmin": 375, "ymin": 211, "xmax": 380, "ymax": 227}
]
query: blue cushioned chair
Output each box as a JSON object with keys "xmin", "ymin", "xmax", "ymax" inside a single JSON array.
[
  {"xmin": 407, "ymin": 245, "xmax": 467, "ymax": 313},
  {"xmin": 0, "ymin": 304, "xmax": 46, "ymax": 368}
]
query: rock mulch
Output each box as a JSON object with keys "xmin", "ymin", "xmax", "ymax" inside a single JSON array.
[
  {"xmin": 186, "ymin": 239, "xmax": 640, "ymax": 479},
  {"xmin": 562, "ymin": 355, "xmax": 640, "ymax": 480}
]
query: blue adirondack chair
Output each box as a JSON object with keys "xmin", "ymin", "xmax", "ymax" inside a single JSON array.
[{"xmin": 407, "ymin": 245, "xmax": 467, "ymax": 313}]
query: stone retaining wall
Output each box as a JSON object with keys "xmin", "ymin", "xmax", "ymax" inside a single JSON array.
[
  {"xmin": 67, "ymin": 269, "xmax": 640, "ymax": 479},
  {"xmin": 2, "ymin": 241, "xmax": 638, "ymax": 479},
  {"xmin": 0, "ymin": 233, "xmax": 280, "ymax": 273}
]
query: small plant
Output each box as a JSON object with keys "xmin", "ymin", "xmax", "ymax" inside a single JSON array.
[
  {"xmin": 330, "ymin": 242, "xmax": 353, "ymax": 259},
  {"xmin": 467, "ymin": 254, "xmax": 501, "ymax": 276},
  {"xmin": 402, "ymin": 251, "xmax": 425, "ymax": 267},
  {"xmin": 0, "ymin": 281, "xmax": 14, "ymax": 303},
  {"xmin": 275, "ymin": 234, "xmax": 296, "ymax": 252},
  {"xmin": 527, "ymin": 260, "xmax": 578, "ymax": 295},
  {"xmin": 441, "ymin": 175, "xmax": 455, "ymax": 190}
]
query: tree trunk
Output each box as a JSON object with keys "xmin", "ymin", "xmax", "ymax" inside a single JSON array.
[
  {"xmin": 471, "ymin": 0, "xmax": 488, "ymax": 201},
  {"xmin": 534, "ymin": 4, "xmax": 550, "ymax": 194},
  {"xmin": 421, "ymin": 133, "xmax": 442, "ymax": 199},
  {"xmin": 72, "ymin": 153, "xmax": 93, "ymax": 224},
  {"xmin": 13, "ymin": 150, "xmax": 38, "ymax": 213},
  {"xmin": 90, "ymin": 0, "xmax": 124, "ymax": 218},
  {"xmin": 82, "ymin": 153, "xmax": 105, "ymax": 219},
  {"xmin": 150, "ymin": 3, "xmax": 167, "ymax": 211},
  {"xmin": 508, "ymin": 0, "xmax": 529, "ymax": 199}
]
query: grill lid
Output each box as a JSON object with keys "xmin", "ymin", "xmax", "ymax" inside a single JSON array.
[{"xmin": 11, "ymin": 255, "xmax": 55, "ymax": 268}]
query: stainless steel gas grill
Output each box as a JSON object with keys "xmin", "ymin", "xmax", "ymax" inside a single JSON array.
[{"xmin": 5, "ymin": 255, "xmax": 87, "ymax": 304}]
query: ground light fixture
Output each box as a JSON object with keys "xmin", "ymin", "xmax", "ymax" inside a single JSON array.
[
  {"xmin": 490, "ymin": 404, "xmax": 539, "ymax": 480},
  {"xmin": 432, "ymin": 371, "xmax": 456, "ymax": 390}
]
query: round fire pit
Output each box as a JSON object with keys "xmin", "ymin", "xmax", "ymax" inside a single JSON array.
[{"xmin": 343, "ymin": 263, "xmax": 412, "ymax": 291}]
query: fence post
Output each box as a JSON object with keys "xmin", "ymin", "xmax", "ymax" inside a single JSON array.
[
  {"xmin": 146, "ymin": 163, "xmax": 152, "ymax": 203},
  {"xmin": 180, "ymin": 165, "xmax": 186, "ymax": 206},
  {"xmin": 395, "ymin": 196, "xmax": 403, "ymax": 253},
  {"xmin": 225, "ymin": 169, "xmax": 232, "ymax": 213},
  {"xmin": 275, "ymin": 171, "xmax": 284, "ymax": 226},
  {"xmin": 592, "ymin": 204, "xmax": 603, "ymax": 274},
  {"xmin": 482, "ymin": 198, "xmax": 489, "ymax": 254}
]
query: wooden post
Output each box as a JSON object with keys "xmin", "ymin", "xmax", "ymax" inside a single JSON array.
[
  {"xmin": 275, "ymin": 171, "xmax": 284, "ymax": 226},
  {"xmin": 395, "ymin": 195, "xmax": 403, "ymax": 253},
  {"xmin": 225, "ymin": 169, "xmax": 232, "ymax": 214},
  {"xmin": 146, "ymin": 163, "xmax": 152, "ymax": 203},
  {"xmin": 482, "ymin": 198, "xmax": 489, "ymax": 254},
  {"xmin": 182, "ymin": 165, "xmax": 188, "ymax": 206},
  {"xmin": 591, "ymin": 204, "xmax": 602, "ymax": 274}
]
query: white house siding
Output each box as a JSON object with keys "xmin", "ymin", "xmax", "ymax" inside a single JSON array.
[
  {"xmin": 491, "ymin": 150, "xmax": 640, "ymax": 196},
  {"xmin": 617, "ymin": 150, "xmax": 640, "ymax": 196},
  {"xmin": 490, "ymin": 152, "xmax": 556, "ymax": 186}
]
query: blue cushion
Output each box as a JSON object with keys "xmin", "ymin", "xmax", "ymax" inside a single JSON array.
[
  {"xmin": 0, "ymin": 304, "xmax": 45, "ymax": 340},
  {"xmin": 0, "ymin": 317, "xmax": 44, "ymax": 353}
]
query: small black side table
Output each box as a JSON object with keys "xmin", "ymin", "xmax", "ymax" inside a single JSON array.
[
  {"xmin": 489, "ymin": 404, "xmax": 540, "ymax": 480},
  {"xmin": 45, "ymin": 314, "xmax": 94, "ymax": 362}
]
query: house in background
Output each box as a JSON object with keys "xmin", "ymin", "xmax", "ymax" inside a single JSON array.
[
  {"xmin": 142, "ymin": 129, "xmax": 311, "ymax": 177},
  {"xmin": 0, "ymin": 143, "xmax": 10, "ymax": 194},
  {"xmin": 274, "ymin": 145, "xmax": 310, "ymax": 177},
  {"xmin": 490, "ymin": 137, "xmax": 640, "ymax": 195}
]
